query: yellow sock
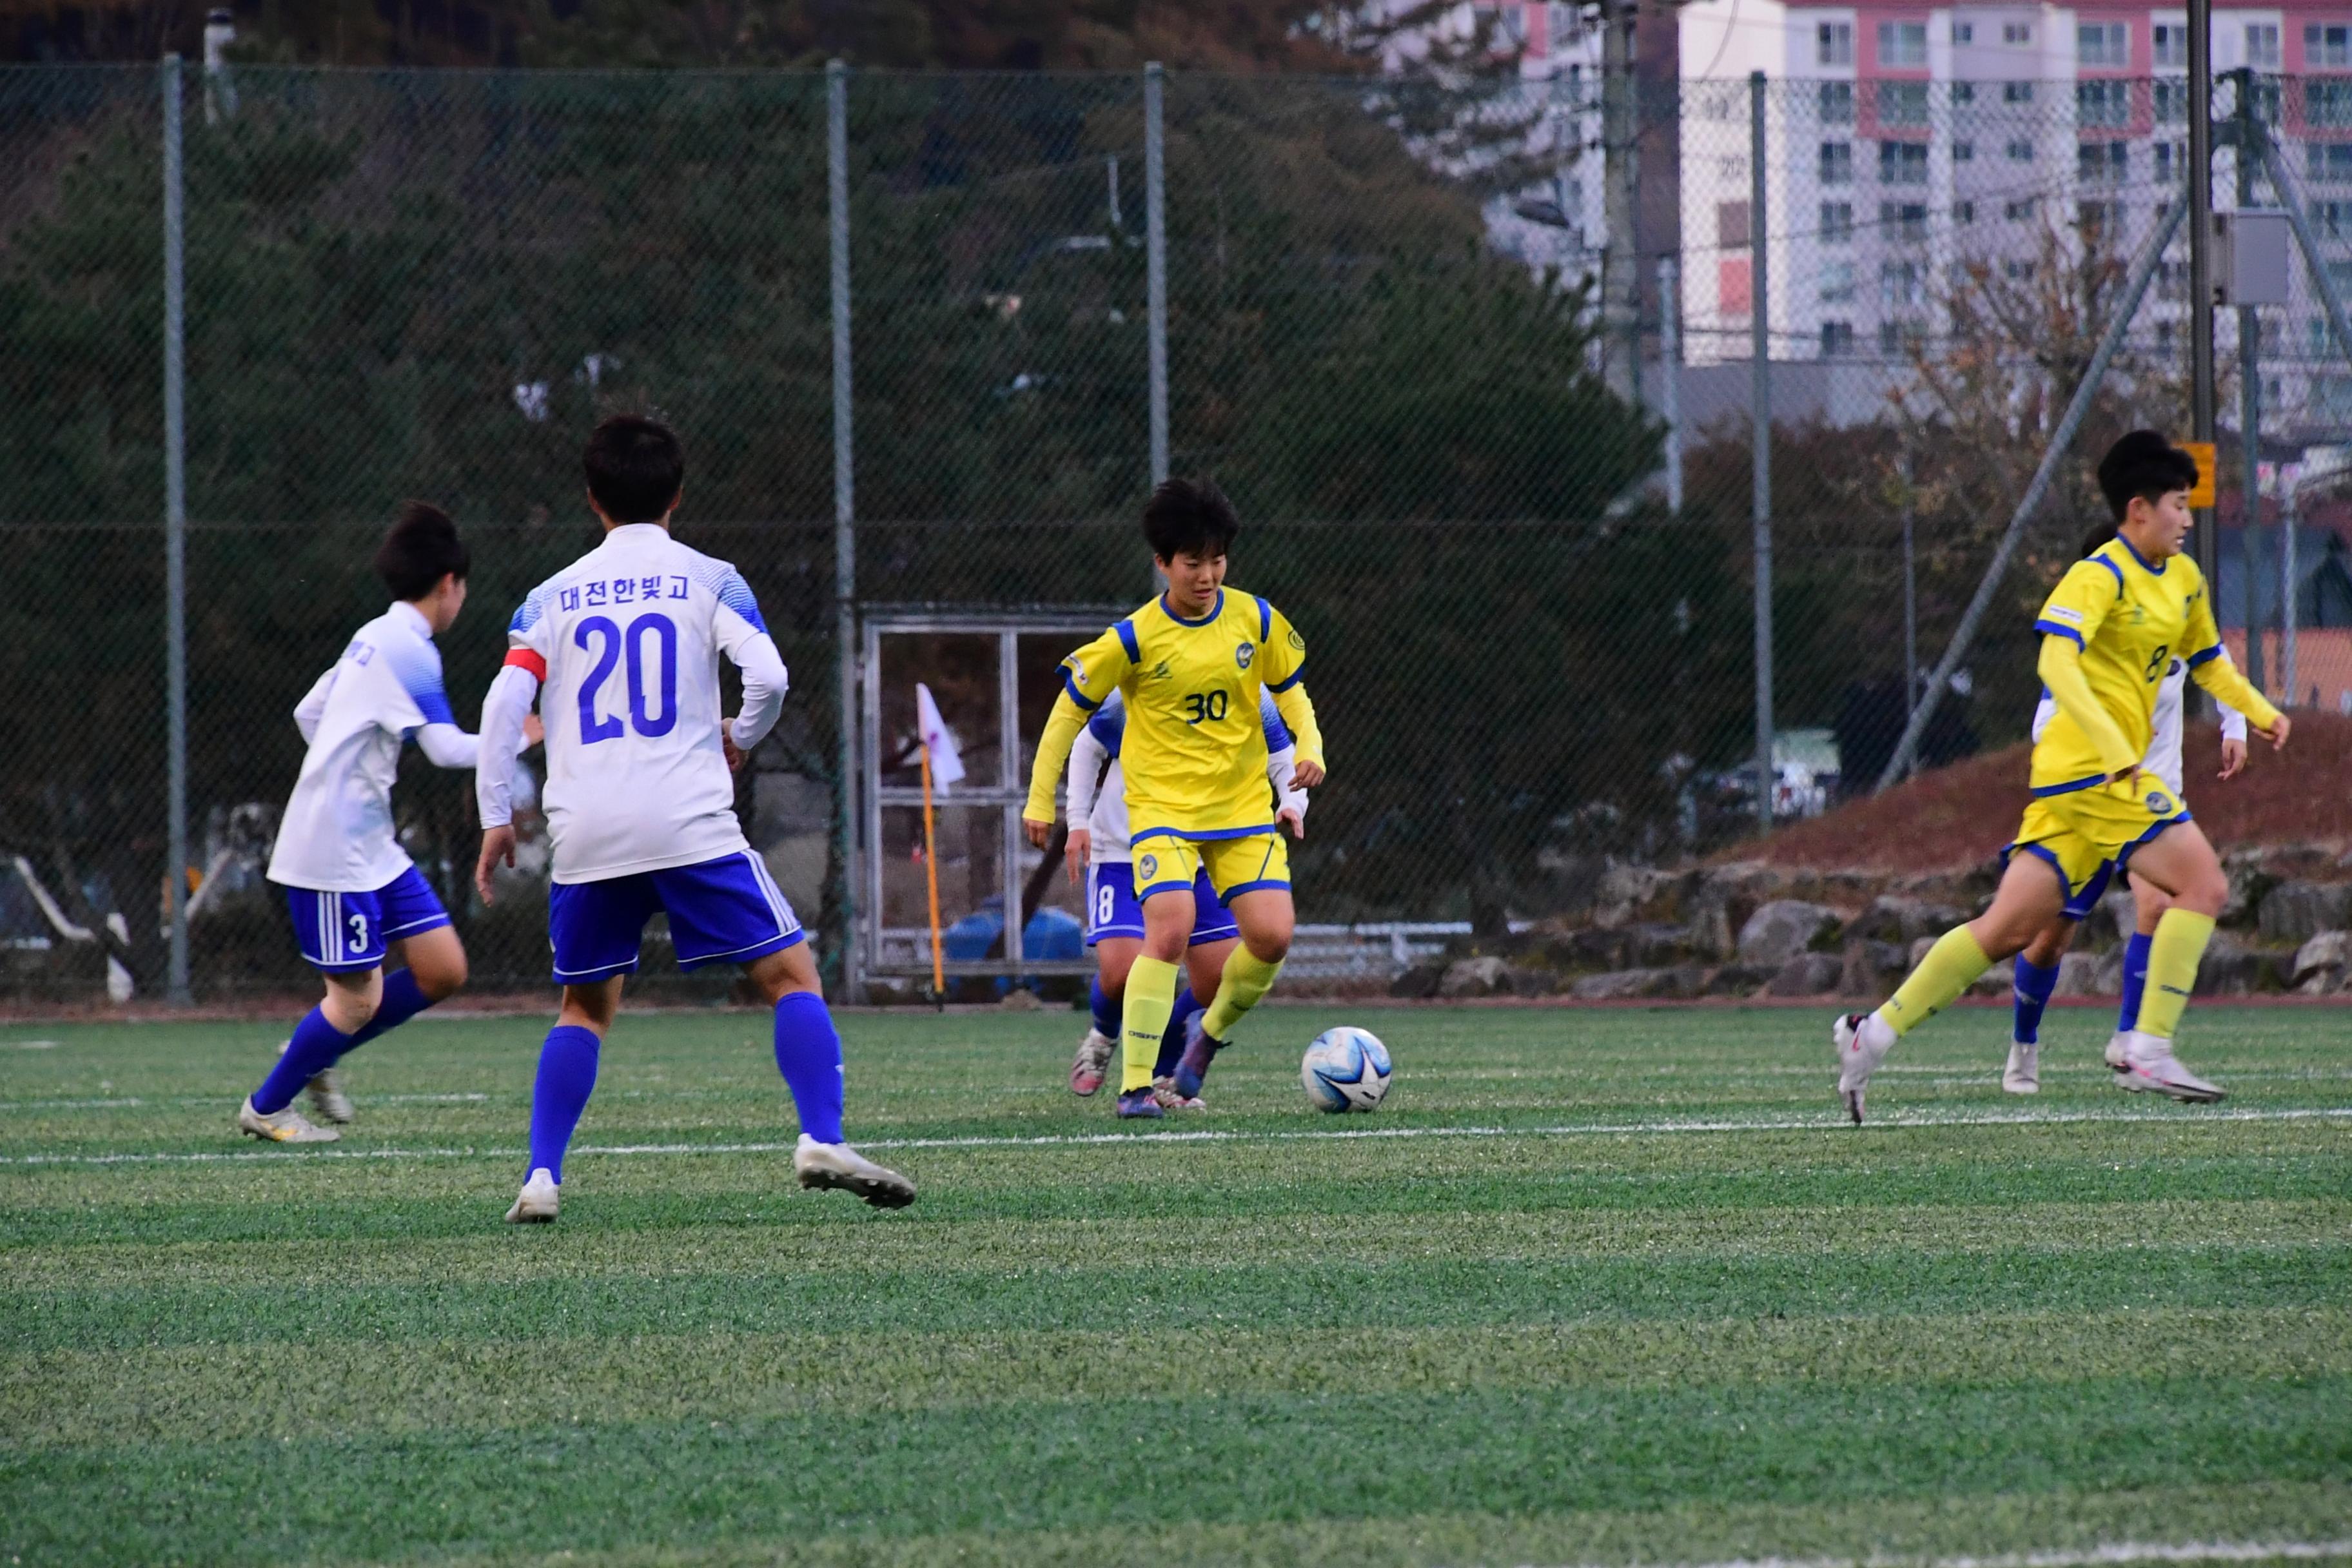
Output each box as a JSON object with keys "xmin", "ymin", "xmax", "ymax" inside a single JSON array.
[
  {"xmin": 1200, "ymin": 946, "xmax": 1284, "ymax": 1041},
  {"xmin": 1119, "ymin": 956, "xmax": 1179, "ymax": 1092},
  {"xmin": 1879, "ymin": 925, "xmax": 1990, "ymax": 1038},
  {"xmin": 2137, "ymin": 909, "xmax": 2215, "ymax": 1040}
]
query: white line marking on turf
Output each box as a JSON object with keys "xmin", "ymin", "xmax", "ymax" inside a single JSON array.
[
  {"xmin": 5, "ymin": 1039, "xmax": 60, "ymax": 1049},
  {"xmin": 4, "ymin": 1103, "xmax": 2347, "ymax": 1167},
  {"xmin": 1529, "ymin": 1539, "xmax": 2352, "ymax": 1568}
]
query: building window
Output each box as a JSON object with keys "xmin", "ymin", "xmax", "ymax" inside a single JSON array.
[
  {"xmin": 1819, "ymin": 81, "xmax": 1854, "ymax": 123},
  {"xmin": 1821, "ymin": 320, "xmax": 1856, "ymax": 356},
  {"xmin": 2079, "ymin": 79, "xmax": 2130, "ymax": 126},
  {"xmin": 1877, "ymin": 21, "xmax": 1928, "ymax": 66},
  {"xmin": 2328, "ymin": 259, "xmax": 2352, "ymax": 295},
  {"xmin": 2006, "ymin": 138, "xmax": 2036, "ymax": 161},
  {"xmin": 2078, "ymin": 141, "xmax": 2128, "ymax": 184},
  {"xmin": 2309, "ymin": 79, "xmax": 2352, "ymax": 128},
  {"xmin": 1879, "ymin": 259, "xmax": 1925, "ymax": 307},
  {"xmin": 2077, "ymin": 199, "xmax": 2125, "ymax": 238},
  {"xmin": 2078, "ymin": 23, "xmax": 2128, "ymax": 66},
  {"xmin": 1820, "ymin": 260, "xmax": 1857, "ymax": 302},
  {"xmin": 2309, "ymin": 142, "xmax": 2352, "ymax": 182},
  {"xmin": 2153, "ymin": 23, "xmax": 2188, "ymax": 68},
  {"xmin": 2158, "ymin": 320, "xmax": 2177, "ymax": 353},
  {"xmin": 2157, "ymin": 259, "xmax": 2189, "ymax": 300},
  {"xmin": 1818, "ymin": 21, "xmax": 1854, "ymax": 65},
  {"xmin": 2005, "ymin": 196, "xmax": 2040, "ymax": 220},
  {"xmin": 2153, "ymin": 141, "xmax": 2188, "ymax": 182},
  {"xmin": 2004, "ymin": 258, "xmax": 2036, "ymax": 281},
  {"xmin": 1879, "ymin": 141, "xmax": 1929, "ymax": 184},
  {"xmin": 2310, "ymin": 24, "xmax": 2352, "ymax": 68},
  {"xmin": 2247, "ymin": 23, "xmax": 2280, "ymax": 68},
  {"xmin": 2317, "ymin": 199, "xmax": 2352, "ymax": 237},
  {"xmin": 1954, "ymin": 21, "xmax": 1974, "ymax": 43},
  {"xmin": 1821, "ymin": 142, "xmax": 1854, "ymax": 184},
  {"xmin": 1877, "ymin": 81, "xmax": 1928, "ymax": 126},
  {"xmin": 1879, "ymin": 319, "xmax": 1925, "ymax": 355},
  {"xmin": 1879, "ymin": 200, "xmax": 1930, "ymax": 240},
  {"xmin": 2003, "ymin": 81, "xmax": 2035, "ymax": 104},
  {"xmin": 2155, "ymin": 79, "xmax": 2188, "ymax": 122},
  {"xmin": 1954, "ymin": 139, "xmax": 1975, "ymax": 162},
  {"xmin": 2003, "ymin": 21, "xmax": 2032, "ymax": 44},
  {"xmin": 1953, "ymin": 82, "xmax": 1976, "ymax": 104},
  {"xmin": 2313, "ymin": 319, "xmax": 2338, "ymax": 355},
  {"xmin": 1821, "ymin": 200, "xmax": 1854, "ymax": 242},
  {"xmin": 1954, "ymin": 199, "xmax": 1977, "ymax": 224}
]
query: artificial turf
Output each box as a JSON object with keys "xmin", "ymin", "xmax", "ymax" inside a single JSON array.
[{"xmin": 1, "ymin": 1001, "xmax": 2347, "ymax": 1566}]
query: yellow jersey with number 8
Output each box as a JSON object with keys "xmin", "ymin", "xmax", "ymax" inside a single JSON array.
[{"xmin": 1054, "ymin": 589, "xmax": 1311, "ymax": 841}]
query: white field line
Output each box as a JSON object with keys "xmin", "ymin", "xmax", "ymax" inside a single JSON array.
[
  {"xmin": 1520, "ymin": 1539, "xmax": 2352, "ymax": 1568},
  {"xmin": 3, "ymin": 1103, "xmax": 2349, "ymax": 1168},
  {"xmin": 0, "ymin": 1092, "xmax": 487, "ymax": 1113}
]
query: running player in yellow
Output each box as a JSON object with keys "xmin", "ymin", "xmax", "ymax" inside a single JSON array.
[
  {"xmin": 1024, "ymin": 478, "xmax": 1326, "ymax": 1119},
  {"xmin": 1834, "ymin": 431, "xmax": 2289, "ymax": 1121}
]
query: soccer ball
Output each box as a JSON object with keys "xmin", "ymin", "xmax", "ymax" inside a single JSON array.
[{"xmin": 1300, "ymin": 1026, "xmax": 1391, "ymax": 1113}]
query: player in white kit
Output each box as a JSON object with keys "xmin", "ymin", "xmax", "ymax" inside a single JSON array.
[
  {"xmin": 1063, "ymin": 688, "xmax": 1307, "ymax": 1106},
  {"xmin": 239, "ymin": 504, "xmax": 507, "ymax": 1143},
  {"xmin": 474, "ymin": 416, "xmax": 912, "ymax": 1222},
  {"xmin": 2002, "ymin": 618, "xmax": 2250, "ymax": 1095}
]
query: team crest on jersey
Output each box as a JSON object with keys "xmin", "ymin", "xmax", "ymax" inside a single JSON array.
[
  {"xmin": 1288, "ymin": 629, "xmax": 1305, "ymax": 651},
  {"xmin": 1147, "ymin": 660, "xmax": 1173, "ymax": 683},
  {"xmin": 1139, "ymin": 853, "xmax": 1160, "ymax": 880},
  {"xmin": 1235, "ymin": 643, "xmax": 1255, "ymax": 670},
  {"xmin": 2146, "ymin": 789, "xmax": 2175, "ymax": 817}
]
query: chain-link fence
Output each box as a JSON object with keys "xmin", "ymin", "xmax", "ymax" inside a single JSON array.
[{"xmin": 5, "ymin": 63, "xmax": 2349, "ymax": 1003}]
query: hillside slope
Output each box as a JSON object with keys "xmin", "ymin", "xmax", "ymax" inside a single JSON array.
[{"xmin": 1741, "ymin": 712, "xmax": 2352, "ymax": 874}]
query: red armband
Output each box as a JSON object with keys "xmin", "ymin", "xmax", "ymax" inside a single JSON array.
[{"xmin": 503, "ymin": 648, "xmax": 547, "ymax": 681}]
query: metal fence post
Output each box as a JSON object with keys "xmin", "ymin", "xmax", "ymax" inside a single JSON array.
[
  {"xmin": 1145, "ymin": 61, "xmax": 1168, "ymax": 489},
  {"xmin": 1659, "ymin": 256, "xmax": 1681, "ymax": 513},
  {"xmin": 162, "ymin": 53, "xmax": 191, "ymax": 1006},
  {"xmin": 2282, "ymin": 471, "xmax": 2299, "ymax": 703},
  {"xmin": 828, "ymin": 59, "xmax": 862, "ymax": 1004},
  {"xmin": 2190, "ymin": 0, "xmax": 2218, "ymax": 595},
  {"xmin": 1901, "ymin": 446, "xmax": 1917, "ymax": 718},
  {"xmin": 1748, "ymin": 70, "xmax": 1772, "ymax": 830},
  {"xmin": 2237, "ymin": 77, "xmax": 2266, "ymax": 691}
]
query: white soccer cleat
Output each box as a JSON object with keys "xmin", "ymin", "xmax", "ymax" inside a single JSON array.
[
  {"xmin": 2105, "ymin": 1031, "xmax": 2131, "ymax": 1073},
  {"xmin": 2002, "ymin": 1041, "xmax": 2040, "ymax": 1095},
  {"xmin": 237, "ymin": 1096, "xmax": 340, "ymax": 1144},
  {"xmin": 505, "ymin": 1168, "xmax": 560, "ymax": 1224},
  {"xmin": 794, "ymin": 1135, "xmax": 916, "ymax": 1209},
  {"xmin": 1070, "ymin": 1028, "xmax": 1115, "ymax": 1097},
  {"xmin": 2114, "ymin": 1031, "xmax": 2226, "ymax": 1103},
  {"xmin": 1833, "ymin": 1011, "xmax": 1895, "ymax": 1124},
  {"xmin": 306, "ymin": 1068, "xmax": 355, "ymax": 1124}
]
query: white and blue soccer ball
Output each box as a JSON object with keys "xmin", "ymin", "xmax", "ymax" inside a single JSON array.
[{"xmin": 1300, "ymin": 1026, "xmax": 1392, "ymax": 1113}]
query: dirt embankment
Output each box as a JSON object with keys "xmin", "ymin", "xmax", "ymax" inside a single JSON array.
[{"xmin": 1743, "ymin": 712, "xmax": 2352, "ymax": 876}]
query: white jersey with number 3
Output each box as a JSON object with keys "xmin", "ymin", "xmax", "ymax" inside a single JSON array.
[{"xmin": 493, "ymin": 524, "xmax": 783, "ymax": 884}]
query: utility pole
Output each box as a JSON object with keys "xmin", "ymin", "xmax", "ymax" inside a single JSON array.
[
  {"xmin": 2235, "ymin": 69, "xmax": 2267, "ymax": 691},
  {"xmin": 1601, "ymin": 0, "xmax": 1641, "ymax": 406},
  {"xmin": 2189, "ymin": 0, "xmax": 2219, "ymax": 593}
]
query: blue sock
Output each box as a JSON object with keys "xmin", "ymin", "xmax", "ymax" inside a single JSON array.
[
  {"xmin": 527, "ymin": 1024, "xmax": 602, "ymax": 1182},
  {"xmin": 340, "ymin": 969, "xmax": 436, "ymax": 1054},
  {"xmin": 2118, "ymin": 932, "xmax": 2153, "ymax": 1034},
  {"xmin": 774, "ymin": 992, "xmax": 846, "ymax": 1145},
  {"xmin": 2011, "ymin": 956, "xmax": 2061, "ymax": 1044},
  {"xmin": 1155, "ymin": 986, "xmax": 1202, "ymax": 1079},
  {"xmin": 251, "ymin": 1006, "xmax": 357, "ymax": 1115},
  {"xmin": 1089, "ymin": 975, "xmax": 1119, "ymax": 1039}
]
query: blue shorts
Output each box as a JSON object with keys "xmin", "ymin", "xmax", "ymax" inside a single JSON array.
[
  {"xmin": 1084, "ymin": 861, "xmax": 1238, "ymax": 948},
  {"xmin": 2061, "ymin": 857, "xmax": 2116, "ymax": 921},
  {"xmin": 548, "ymin": 850, "xmax": 803, "ymax": 984},
  {"xmin": 284, "ymin": 866, "xmax": 451, "ymax": 974}
]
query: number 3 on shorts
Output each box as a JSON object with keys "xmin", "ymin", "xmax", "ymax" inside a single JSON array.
[{"xmin": 347, "ymin": 910, "xmax": 369, "ymax": 953}]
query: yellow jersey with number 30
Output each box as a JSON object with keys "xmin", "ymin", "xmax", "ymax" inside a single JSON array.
[
  {"xmin": 2030, "ymin": 537, "xmax": 2275, "ymax": 793},
  {"xmin": 1051, "ymin": 588, "xmax": 1314, "ymax": 841}
]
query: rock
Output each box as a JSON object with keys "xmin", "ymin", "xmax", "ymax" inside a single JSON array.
[
  {"xmin": 2220, "ymin": 860, "xmax": 2278, "ymax": 928},
  {"xmin": 2257, "ymin": 881, "xmax": 2352, "ymax": 945},
  {"xmin": 1571, "ymin": 966, "xmax": 1674, "ymax": 1001},
  {"xmin": 1440, "ymin": 956, "xmax": 1512, "ymax": 998},
  {"xmin": 1591, "ymin": 863, "xmax": 1680, "ymax": 928},
  {"xmin": 2193, "ymin": 930, "xmax": 2263, "ymax": 995},
  {"xmin": 1839, "ymin": 938, "xmax": 1906, "ymax": 997},
  {"xmin": 1850, "ymin": 896, "xmax": 1968, "ymax": 945},
  {"xmin": 1627, "ymin": 921, "xmax": 1690, "ymax": 968},
  {"xmin": 1685, "ymin": 899, "xmax": 1736, "ymax": 961},
  {"xmin": 2292, "ymin": 930, "xmax": 2349, "ymax": 989},
  {"xmin": 998, "ymin": 987, "xmax": 1043, "ymax": 1011},
  {"xmin": 1506, "ymin": 965, "xmax": 1560, "ymax": 997},
  {"xmin": 2054, "ymin": 951, "xmax": 2106, "ymax": 997},
  {"xmin": 1967, "ymin": 958, "xmax": 2015, "ymax": 997},
  {"xmin": 1908, "ymin": 935, "xmax": 1939, "ymax": 970},
  {"xmin": 2091, "ymin": 948, "xmax": 2128, "ymax": 995},
  {"xmin": 1767, "ymin": 952, "xmax": 1846, "ymax": 997},
  {"xmin": 1389, "ymin": 963, "xmax": 1445, "ymax": 1000},
  {"xmin": 1737, "ymin": 901, "xmax": 1841, "ymax": 967},
  {"xmin": 1568, "ymin": 928, "xmax": 1631, "ymax": 972}
]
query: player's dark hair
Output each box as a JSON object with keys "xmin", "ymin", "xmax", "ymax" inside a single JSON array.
[
  {"xmin": 1142, "ymin": 477, "xmax": 1241, "ymax": 561},
  {"xmin": 375, "ymin": 502, "xmax": 469, "ymax": 601},
  {"xmin": 584, "ymin": 413, "xmax": 685, "ymax": 524},
  {"xmin": 2095, "ymin": 429, "xmax": 2200, "ymax": 522}
]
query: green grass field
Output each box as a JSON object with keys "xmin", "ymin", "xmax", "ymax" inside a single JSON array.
[{"xmin": 3, "ymin": 999, "xmax": 2348, "ymax": 1567}]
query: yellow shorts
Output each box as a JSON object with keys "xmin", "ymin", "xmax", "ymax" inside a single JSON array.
[
  {"xmin": 2007, "ymin": 774, "xmax": 2190, "ymax": 905},
  {"xmin": 1133, "ymin": 832, "xmax": 1290, "ymax": 905}
]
